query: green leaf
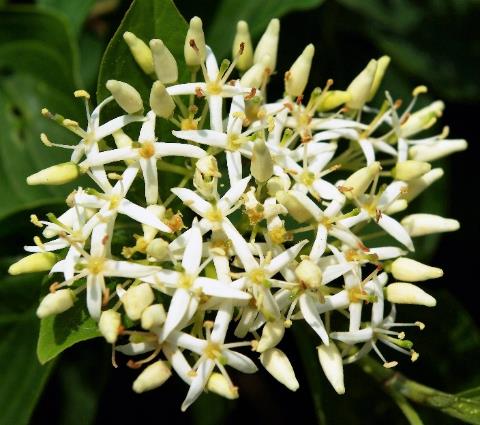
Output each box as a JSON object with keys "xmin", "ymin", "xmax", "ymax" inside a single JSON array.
[
  {"xmin": 459, "ymin": 388, "xmax": 480, "ymax": 400},
  {"xmin": 0, "ymin": 273, "xmax": 56, "ymax": 425},
  {"xmin": 96, "ymin": 0, "xmax": 188, "ymax": 117},
  {"xmin": 0, "ymin": 8, "xmax": 84, "ymax": 221},
  {"xmin": 208, "ymin": 0, "xmax": 326, "ymax": 57},
  {"xmin": 37, "ymin": 0, "xmax": 97, "ymax": 34},
  {"xmin": 37, "ymin": 297, "xmax": 101, "ymax": 364}
]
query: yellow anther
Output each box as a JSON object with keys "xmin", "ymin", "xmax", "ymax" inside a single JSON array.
[{"xmin": 74, "ymin": 90, "xmax": 91, "ymax": 99}]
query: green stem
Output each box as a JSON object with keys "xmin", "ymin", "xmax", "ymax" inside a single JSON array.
[
  {"xmin": 358, "ymin": 355, "xmax": 480, "ymax": 424},
  {"xmin": 157, "ymin": 160, "xmax": 190, "ymax": 176}
]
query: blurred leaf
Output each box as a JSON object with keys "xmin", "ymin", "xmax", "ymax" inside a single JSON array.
[
  {"xmin": 0, "ymin": 8, "xmax": 83, "ymax": 221},
  {"xmin": 0, "ymin": 273, "xmax": 56, "ymax": 425},
  {"xmin": 459, "ymin": 388, "xmax": 480, "ymax": 400},
  {"xmin": 208, "ymin": 0, "xmax": 326, "ymax": 57},
  {"xmin": 96, "ymin": 0, "xmax": 188, "ymax": 118},
  {"xmin": 37, "ymin": 299, "xmax": 100, "ymax": 365},
  {"xmin": 37, "ymin": 0, "xmax": 97, "ymax": 34},
  {"xmin": 191, "ymin": 392, "xmax": 232, "ymax": 425}
]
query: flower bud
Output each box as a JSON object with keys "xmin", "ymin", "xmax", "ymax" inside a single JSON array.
[
  {"xmin": 149, "ymin": 39, "xmax": 178, "ymax": 84},
  {"xmin": 392, "ymin": 160, "xmax": 431, "ymax": 181},
  {"xmin": 384, "ymin": 199, "xmax": 408, "ymax": 215},
  {"xmin": 27, "ymin": 162, "xmax": 80, "ymax": 185},
  {"xmin": 260, "ymin": 348, "xmax": 299, "ymax": 391},
  {"xmin": 196, "ymin": 155, "xmax": 221, "ymax": 177},
  {"xmin": 276, "ymin": 190, "xmax": 315, "ymax": 223},
  {"xmin": 122, "ymin": 283, "xmax": 155, "ymax": 321},
  {"xmin": 207, "ymin": 373, "xmax": 239, "ymax": 399},
  {"xmin": 317, "ymin": 90, "xmax": 351, "ymax": 112},
  {"xmin": 343, "ymin": 161, "xmax": 381, "ymax": 199},
  {"xmin": 8, "ymin": 252, "xmax": 57, "ymax": 275},
  {"xmin": 368, "ymin": 55, "xmax": 391, "ymax": 101},
  {"xmin": 99, "ymin": 309, "xmax": 122, "ymax": 343},
  {"xmin": 401, "ymin": 214, "xmax": 460, "ymax": 237},
  {"xmin": 184, "ymin": 16, "xmax": 206, "ymax": 66},
  {"xmin": 406, "ymin": 172, "xmax": 443, "ymax": 208},
  {"xmin": 295, "ymin": 259, "xmax": 323, "ymax": 289},
  {"xmin": 146, "ymin": 238, "xmax": 170, "ymax": 261},
  {"xmin": 385, "ymin": 282, "xmax": 436, "ymax": 307},
  {"xmin": 409, "ymin": 140, "xmax": 467, "ymax": 162},
  {"xmin": 240, "ymin": 54, "xmax": 270, "ymax": 88},
  {"xmin": 401, "ymin": 101, "xmax": 444, "ymax": 137},
  {"xmin": 141, "ymin": 304, "xmax": 166, "ymax": 330},
  {"xmin": 317, "ymin": 343, "xmax": 345, "ymax": 395},
  {"xmin": 267, "ymin": 175, "xmax": 290, "ymax": 197},
  {"xmin": 346, "ymin": 59, "xmax": 377, "ymax": 109},
  {"xmin": 133, "ymin": 361, "xmax": 171, "ymax": 393},
  {"xmin": 251, "ymin": 138, "xmax": 273, "ymax": 182},
  {"xmin": 391, "ymin": 257, "xmax": 443, "ymax": 282},
  {"xmin": 36, "ymin": 289, "xmax": 75, "ymax": 318},
  {"xmin": 232, "ymin": 21, "xmax": 253, "ymax": 71},
  {"xmin": 150, "ymin": 81, "xmax": 175, "ymax": 118},
  {"xmin": 123, "ymin": 32, "xmax": 154, "ymax": 75},
  {"xmin": 284, "ymin": 44, "xmax": 315, "ymax": 97},
  {"xmin": 257, "ymin": 320, "xmax": 285, "ymax": 353},
  {"xmin": 253, "ymin": 18, "xmax": 280, "ymax": 72},
  {"xmin": 106, "ymin": 80, "xmax": 143, "ymax": 114}
]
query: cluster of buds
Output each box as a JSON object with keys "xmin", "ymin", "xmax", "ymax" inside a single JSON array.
[{"xmin": 10, "ymin": 16, "xmax": 467, "ymax": 410}]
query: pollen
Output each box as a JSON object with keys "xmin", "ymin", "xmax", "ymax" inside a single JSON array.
[{"xmin": 139, "ymin": 141, "xmax": 156, "ymax": 158}]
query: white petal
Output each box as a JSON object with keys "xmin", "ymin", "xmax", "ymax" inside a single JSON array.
[
  {"xmin": 330, "ymin": 328, "xmax": 373, "ymax": 345},
  {"xmin": 339, "ymin": 209, "xmax": 369, "ymax": 228},
  {"xmin": 162, "ymin": 343, "xmax": 193, "ymax": 385},
  {"xmin": 210, "ymin": 303, "xmax": 233, "ymax": 343},
  {"xmin": 170, "ymin": 188, "xmax": 210, "ymax": 216},
  {"xmin": 219, "ymin": 176, "xmax": 251, "ymax": 212},
  {"xmin": 349, "ymin": 302, "xmax": 363, "ymax": 332},
  {"xmin": 140, "ymin": 156, "xmax": 159, "ymax": 205},
  {"xmin": 167, "ymin": 82, "xmax": 206, "ymax": 96},
  {"xmin": 181, "ymin": 359, "xmax": 215, "ymax": 412},
  {"xmin": 323, "ymin": 263, "xmax": 353, "ymax": 284},
  {"xmin": 310, "ymin": 225, "xmax": 327, "ymax": 262},
  {"xmin": 154, "ymin": 142, "xmax": 206, "ymax": 158},
  {"xmin": 118, "ymin": 199, "xmax": 171, "ymax": 232},
  {"xmin": 104, "ymin": 260, "xmax": 159, "ymax": 278},
  {"xmin": 377, "ymin": 214, "xmax": 414, "ymax": 251},
  {"xmin": 80, "ymin": 147, "xmax": 138, "ymax": 167},
  {"xmin": 221, "ymin": 219, "xmax": 258, "ymax": 271},
  {"xmin": 226, "ymin": 150, "xmax": 242, "ymax": 185},
  {"xmin": 312, "ymin": 179, "xmax": 343, "ymax": 201},
  {"xmin": 95, "ymin": 114, "xmax": 144, "ymax": 140},
  {"xmin": 317, "ymin": 290, "xmax": 350, "ymax": 314},
  {"xmin": 264, "ymin": 240, "xmax": 308, "ymax": 276},
  {"xmin": 172, "ymin": 130, "xmax": 227, "ymax": 149},
  {"xmin": 205, "ymin": 46, "xmax": 219, "ymax": 80},
  {"xmin": 86, "ymin": 274, "xmax": 104, "ymax": 320},
  {"xmin": 158, "ymin": 288, "xmax": 192, "ymax": 341},
  {"xmin": 299, "ymin": 293, "xmax": 329, "ymax": 345},
  {"xmin": 223, "ymin": 350, "xmax": 258, "ymax": 373},
  {"xmin": 24, "ymin": 238, "xmax": 68, "ymax": 253},
  {"xmin": 139, "ymin": 111, "xmax": 156, "ymax": 141},
  {"xmin": 182, "ymin": 220, "xmax": 202, "ymax": 274},
  {"xmin": 194, "ymin": 277, "xmax": 251, "ymax": 300},
  {"xmin": 358, "ymin": 138, "xmax": 375, "ymax": 165},
  {"xmin": 208, "ymin": 95, "xmax": 223, "ymax": 132}
]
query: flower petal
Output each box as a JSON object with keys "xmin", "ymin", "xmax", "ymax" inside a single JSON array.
[
  {"xmin": 377, "ymin": 213, "xmax": 414, "ymax": 251},
  {"xmin": 299, "ymin": 293, "xmax": 329, "ymax": 345},
  {"xmin": 223, "ymin": 350, "xmax": 258, "ymax": 373},
  {"xmin": 172, "ymin": 130, "xmax": 227, "ymax": 149},
  {"xmin": 170, "ymin": 188, "xmax": 211, "ymax": 216}
]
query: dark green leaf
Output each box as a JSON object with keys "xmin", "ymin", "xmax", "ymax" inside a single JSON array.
[
  {"xmin": 0, "ymin": 273, "xmax": 56, "ymax": 425},
  {"xmin": 37, "ymin": 0, "xmax": 97, "ymax": 34},
  {"xmin": 37, "ymin": 297, "xmax": 100, "ymax": 364},
  {"xmin": 0, "ymin": 8, "xmax": 84, "ymax": 221},
  {"xmin": 208, "ymin": 0, "xmax": 326, "ymax": 57}
]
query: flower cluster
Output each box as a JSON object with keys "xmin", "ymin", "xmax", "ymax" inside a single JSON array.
[{"xmin": 9, "ymin": 17, "xmax": 467, "ymax": 410}]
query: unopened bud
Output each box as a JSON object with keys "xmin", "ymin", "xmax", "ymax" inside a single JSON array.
[
  {"xmin": 133, "ymin": 361, "xmax": 171, "ymax": 393},
  {"xmin": 146, "ymin": 238, "xmax": 169, "ymax": 261},
  {"xmin": 391, "ymin": 257, "xmax": 443, "ymax": 282},
  {"xmin": 267, "ymin": 175, "xmax": 290, "ymax": 197},
  {"xmin": 122, "ymin": 283, "xmax": 155, "ymax": 321},
  {"xmin": 386, "ymin": 282, "xmax": 436, "ymax": 307},
  {"xmin": 401, "ymin": 214, "xmax": 460, "ymax": 237},
  {"xmin": 346, "ymin": 59, "xmax": 377, "ymax": 109},
  {"xmin": 260, "ymin": 348, "xmax": 299, "ymax": 391},
  {"xmin": 106, "ymin": 80, "xmax": 143, "ymax": 114},
  {"xmin": 240, "ymin": 55, "xmax": 270, "ymax": 88},
  {"xmin": 276, "ymin": 190, "xmax": 315, "ymax": 223},
  {"xmin": 36, "ymin": 289, "xmax": 75, "ymax": 318},
  {"xmin": 184, "ymin": 17, "xmax": 206, "ymax": 66},
  {"xmin": 141, "ymin": 304, "xmax": 166, "ymax": 330},
  {"xmin": 285, "ymin": 44, "xmax": 315, "ymax": 97},
  {"xmin": 207, "ymin": 373, "xmax": 239, "ymax": 399},
  {"xmin": 392, "ymin": 160, "xmax": 431, "ymax": 181},
  {"xmin": 404, "ymin": 168, "xmax": 444, "ymax": 202},
  {"xmin": 343, "ymin": 161, "xmax": 381, "ymax": 199},
  {"xmin": 27, "ymin": 162, "xmax": 80, "ymax": 185},
  {"xmin": 317, "ymin": 343, "xmax": 345, "ymax": 395},
  {"xmin": 253, "ymin": 18, "xmax": 280, "ymax": 72},
  {"xmin": 295, "ymin": 259, "xmax": 323, "ymax": 289},
  {"xmin": 150, "ymin": 39, "xmax": 178, "ymax": 84},
  {"xmin": 8, "ymin": 252, "xmax": 57, "ymax": 275},
  {"xmin": 409, "ymin": 140, "xmax": 467, "ymax": 162},
  {"xmin": 150, "ymin": 81, "xmax": 175, "ymax": 118},
  {"xmin": 401, "ymin": 101, "xmax": 444, "ymax": 137},
  {"xmin": 317, "ymin": 90, "xmax": 351, "ymax": 112},
  {"xmin": 251, "ymin": 139, "xmax": 273, "ymax": 182},
  {"xmin": 123, "ymin": 32, "xmax": 154, "ymax": 75},
  {"xmin": 196, "ymin": 155, "xmax": 221, "ymax": 177},
  {"xmin": 257, "ymin": 320, "xmax": 285, "ymax": 353},
  {"xmin": 368, "ymin": 55, "xmax": 391, "ymax": 101},
  {"xmin": 99, "ymin": 309, "xmax": 122, "ymax": 343},
  {"xmin": 232, "ymin": 21, "xmax": 253, "ymax": 71}
]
